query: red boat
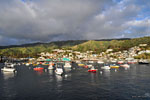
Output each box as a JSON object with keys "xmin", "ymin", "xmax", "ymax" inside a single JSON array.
[
  {"xmin": 84, "ymin": 65, "xmax": 88, "ymax": 68},
  {"xmin": 88, "ymin": 69, "xmax": 97, "ymax": 72},
  {"xmin": 33, "ymin": 67, "xmax": 44, "ymax": 71},
  {"xmin": 88, "ymin": 66, "xmax": 97, "ymax": 73}
]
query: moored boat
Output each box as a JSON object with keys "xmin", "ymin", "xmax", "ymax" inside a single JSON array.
[
  {"xmin": 110, "ymin": 64, "xmax": 119, "ymax": 68},
  {"xmin": 120, "ymin": 64, "xmax": 130, "ymax": 68},
  {"xmin": 33, "ymin": 67, "xmax": 44, "ymax": 71},
  {"xmin": 138, "ymin": 59, "xmax": 150, "ymax": 64},
  {"xmin": 1, "ymin": 67, "xmax": 15, "ymax": 72},
  {"xmin": 101, "ymin": 65, "xmax": 110, "ymax": 70},
  {"xmin": 78, "ymin": 63, "xmax": 85, "ymax": 67},
  {"xmin": 55, "ymin": 63, "xmax": 63, "ymax": 75},
  {"xmin": 1, "ymin": 63, "xmax": 16, "ymax": 72},
  {"xmin": 88, "ymin": 66, "xmax": 97, "ymax": 73},
  {"xmin": 48, "ymin": 62, "xmax": 54, "ymax": 70},
  {"xmin": 117, "ymin": 61, "xmax": 124, "ymax": 64},
  {"xmin": 97, "ymin": 60, "xmax": 104, "ymax": 64},
  {"xmin": 64, "ymin": 62, "xmax": 72, "ymax": 69}
]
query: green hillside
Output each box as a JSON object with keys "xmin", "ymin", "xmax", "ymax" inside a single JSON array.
[
  {"xmin": 1, "ymin": 37, "xmax": 150, "ymax": 58},
  {"xmin": 73, "ymin": 37, "xmax": 150, "ymax": 53}
]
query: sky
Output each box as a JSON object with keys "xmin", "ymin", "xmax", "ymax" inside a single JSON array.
[{"xmin": 0, "ymin": 0, "xmax": 150, "ymax": 46}]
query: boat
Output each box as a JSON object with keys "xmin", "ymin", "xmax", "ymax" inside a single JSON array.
[
  {"xmin": 55, "ymin": 64, "xmax": 63, "ymax": 75},
  {"xmin": 64, "ymin": 62, "xmax": 72, "ymax": 69},
  {"xmin": 1, "ymin": 67, "xmax": 15, "ymax": 72},
  {"xmin": 120, "ymin": 64, "xmax": 130, "ymax": 68},
  {"xmin": 101, "ymin": 65, "xmax": 110, "ymax": 70},
  {"xmin": 78, "ymin": 63, "xmax": 85, "ymax": 67},
  {"xmin": 25, "ymin": 63, "xmax": 30, "ymax": 66},
  {"xmin": 83, "ymin": 65, "xmax": 88, "ymax": 68},
  {"xmin": 33, "ymin": 67, "xmax": 44, "ymax": 71},
  {"xmin": 89, "ymin": 61, "xmax": 94, "ymax": 63},
  {"xmin": 138, "ymin": 59, "xmax": 150, "ymax": 64},
  {"xmin": 127, "ymin": 60, "xmax": 137, "ymax": 64},
  {"xmin": 87, "ymin": 65, "xmax": 93, "ymax": 68},
  {"xmin": 48, "ymin": 62, "xmax": 54, "ymax": 70},
  {"xmin": 1, "ymin": 63, "xmax": 16, "ymax": 72},
  {"xmin": 110, "ymin": 64, "xmax": 119, "ymax": 68},
  {"xmin": 88, "ymin": 66, "xmax": 97, "ymax": 73},
  {"xmin": 117, "ymin": 61, "xmax": 124, "ymax": 64},
  {"xmin": 97, "ymin": 60, "xmax": 104, "ymax": 64}
]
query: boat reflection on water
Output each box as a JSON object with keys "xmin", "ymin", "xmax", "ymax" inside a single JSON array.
[
  {"xmin": 35, "ymin": 70, "xmax": 44, "ymax": 75},
  {"xmin": 102, "ymin": 70, "xmax": 110, "ymax": 78},
  {"xmin": 2, "ymin": 72, "xmax": 15, "ymax": 80}
]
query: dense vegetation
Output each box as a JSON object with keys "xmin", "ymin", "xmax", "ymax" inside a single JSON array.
[{"xmin": 0, "ymin": 37, "xmax": 150, "ymax": 58}]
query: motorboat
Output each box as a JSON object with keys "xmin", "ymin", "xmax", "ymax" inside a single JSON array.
[
  {"xmin": 64, "ymin": 62, "xmax": 72, "ymax": 69},
  {"xmin": 78, "ymin": 63, "xmax": 85, "ymax": 67},
  {"xmin": 1, "ymin": 63, "xmax": 16, "ymax": 72},
  {"xmin": 110, "ymin": 64, "xmax": 119, "ymax": 68},
  {"xmin": 83, "ymin": 65, "xmax": 88, "ymax": 68},
  {"xmin": 89, "ymin": 61, "xmax": 94, "ymax": 63},
  {"xmin": 117, "ymin": 60, "xmax": 124, "ymax": 64},
  {"xmin": 101, "ymin": 65, "xmax": 110, "ymax": 70},
  {"xmin": 1, "ymin": 67, "xmax": 15, "ymax": 72},
  {"xmin": 33, "ymin": 67, "xmax": 44, "ymax": 71},
  {"xmin": 97, "ymin": 61, "xmax": 104, "ymax": 64},
  {"xmin": 138, "ymin": 59, "xmax": 150, "ymax": 64},
  {"xmin": 48, "ymin": 62, "xmax": 54, "ymax": 70},
  {"xmin": 88, "ymin": 66, "xmax": 97, "ymax": 73},
  {"xmin": 120, "ymin": 64, "xmax": 130, "ymax": 68},
  {"xmin": 55, "ymin": 64, "xmax": 63, "ymax": 75}
]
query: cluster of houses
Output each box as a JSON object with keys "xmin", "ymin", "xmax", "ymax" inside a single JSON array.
[{"xmin": 31, "ymin": 44, "xmax": 150, "ymax": 62}]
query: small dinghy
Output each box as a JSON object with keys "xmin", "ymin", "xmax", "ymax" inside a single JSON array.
[
  {"xmin": 120, "ymin": 64, "xmax": 130, "ymax": 68},
  {"xmin": 101, "ymin": 65, "xmax": 110, "ymax": 70},
  {"xmin": 48, "ymin": 62, "xmax": 54, "ymax": 70},
  {"xmin": 88, "ymin": 66, "xmax": 97, "ymax": 73},
  {"xmin": 64, "ymin": 62, "xmax": 72, "ymax": 69},
  {"xmin": 33, "ymin": 67, "xmax": 44, "ymax": 71}
]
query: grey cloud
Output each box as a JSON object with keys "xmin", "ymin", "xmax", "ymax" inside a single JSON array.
[{"xmin": 0, "ymin": 0, "xmax": 149, "ymax": 45}]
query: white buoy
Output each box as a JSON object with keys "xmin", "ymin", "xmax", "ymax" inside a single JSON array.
[
  {"xmin": 65, "ymin": 74, "xmax": 68, "ymax": 77},
  {"xmin": 100, "ymin": 71, "xmax": 103, "ymax": 74}
]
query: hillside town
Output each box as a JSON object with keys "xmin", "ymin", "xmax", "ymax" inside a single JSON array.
[{"xmin": 24, "ymin": 43, "xmax": 150, "ymax": 64}]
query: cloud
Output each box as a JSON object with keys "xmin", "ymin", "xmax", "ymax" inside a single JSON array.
[{"xmin": 0, "ymin": 0, "xmax": 149, "ymax": 45}]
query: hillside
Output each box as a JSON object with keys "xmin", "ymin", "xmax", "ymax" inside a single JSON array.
[
  {"xmin": 73, "ymin": 37, "xmax": 150, "ymax": 53},
  {"xmin": 0, "ymin": 37, "xmax": 150, "ymax": 58}
]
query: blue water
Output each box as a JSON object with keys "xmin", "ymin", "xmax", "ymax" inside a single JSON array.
[{"xmin": 0, "ymin": 63, "xmax": 150, "ymax": 100}]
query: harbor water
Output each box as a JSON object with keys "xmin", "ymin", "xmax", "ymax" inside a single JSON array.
[{"xmin": 0, "ymin": 63, "xmax": 150, "ymax": 100}]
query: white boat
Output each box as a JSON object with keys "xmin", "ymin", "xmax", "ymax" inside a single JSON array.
[
  {"xmin": 117, "ymin": 60, "xmax": 124, "ymax": 64},
  {"xmin": 89, "ymin": 61, "xmax": 94, "ymax": 63},
  {"xmin": 26, "ymin": 63, "xmax": 30, "ymax": 66},
  {"xmin": 64, "ymin": 62, "xmax": 72, "ymax": 69},
  {"xmin": 1, "ymin": 67, "xmax": 15, "ymax": 72},
  {"xmin": 55, "ymin": 68, "xmax": 63, "ymax": 75},
  {"xmin": 97, "ymin": 61, "xmax": 104, "ymax": 64},
  {"xmin": 120, "ymin": 64, "xmax": 130, "ymax": 68},
  {"xmin": 101, "ymin": 65, "xmax": 110, "ymax": 70},
  {"xmin": 48, "ymin": 62, "xmax": 54, "ymax": 70},
  {"xmin": 2, "ymin": 62, "xmax": 16, "ymax": 72},
  {"xmin": 55, "ymin": 64, "xmax": 63, "ymax": 75}
]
